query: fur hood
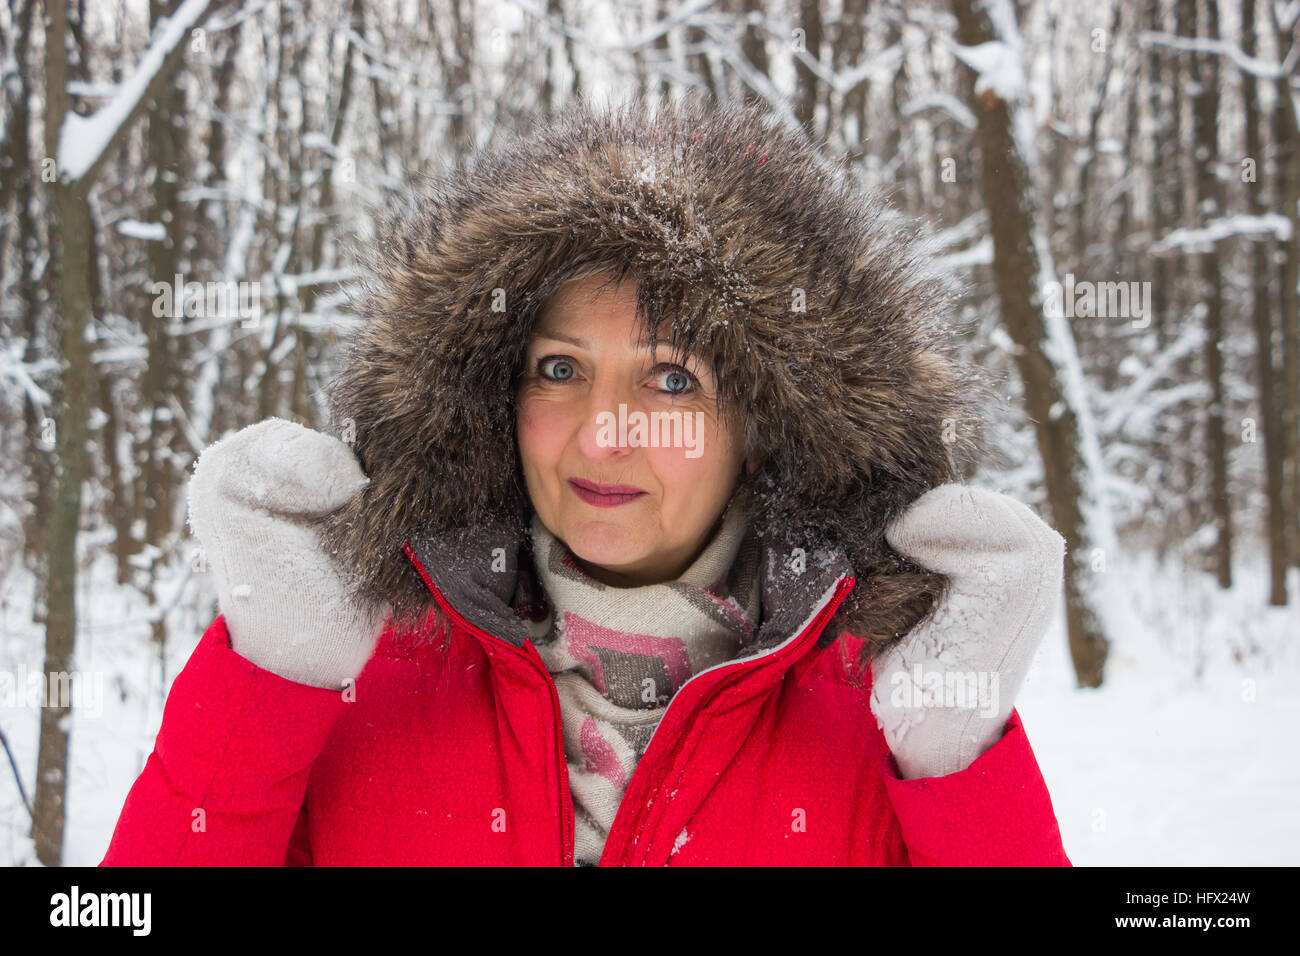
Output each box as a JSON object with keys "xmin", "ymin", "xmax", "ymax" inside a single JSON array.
[{"xmin": 319, "ymin": 94, "xmax": 986, "ymax": 662}]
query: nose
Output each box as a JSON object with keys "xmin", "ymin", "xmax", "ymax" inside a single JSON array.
[{"xmin": 574, "ymin": 372, "xmax": 639, "ymax": 462}]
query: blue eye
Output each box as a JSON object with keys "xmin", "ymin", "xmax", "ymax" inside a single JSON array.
[
  {"xmin": 536, "ymin": 355, "xmax": 699, "ymax": 396},
  {"xmin": 654, "ymin": 365, "xmax": 699, "ymax": 396},
  {"xmin": 538, "ymin": 357, "xmax": 576, "ymax": 381}
]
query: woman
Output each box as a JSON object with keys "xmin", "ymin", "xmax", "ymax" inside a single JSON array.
[{"xmin": 101, "ymin": 96, "xmax": 1070, "ymax": 866}]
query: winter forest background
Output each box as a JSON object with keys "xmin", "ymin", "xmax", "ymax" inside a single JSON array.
[{"xmin": 2, "ymin": 0, "xmax": 1298, "ymax": 867}]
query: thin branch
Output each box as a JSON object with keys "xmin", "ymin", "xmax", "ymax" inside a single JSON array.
[{"xmin": 1140, "ymin": 29, "xmax": 1297, "ymax": 79}]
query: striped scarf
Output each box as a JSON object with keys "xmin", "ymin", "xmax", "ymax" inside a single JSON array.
[{"xmin": 515, "ymin": 495, "xmax": 763, "ymax": 865}]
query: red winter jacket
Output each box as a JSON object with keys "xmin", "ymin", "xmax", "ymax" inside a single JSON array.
[{"xmin": 101, "ymin": 541, "xmax": 1072, "ymax": 866}]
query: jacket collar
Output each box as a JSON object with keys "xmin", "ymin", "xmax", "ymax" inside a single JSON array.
[{"xmin": 403, "ymin": 514, "xmax": 855, "ymax": 658}]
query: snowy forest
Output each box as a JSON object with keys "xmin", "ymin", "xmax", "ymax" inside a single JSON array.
[{"xmin": 1, "ymin": 0, "xmax": 1298, "ymax": 867}]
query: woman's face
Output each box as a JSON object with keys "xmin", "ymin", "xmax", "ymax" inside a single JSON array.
[{"xmin": 516, "ymin": 272, "xmax": 755, "ymax": 587}]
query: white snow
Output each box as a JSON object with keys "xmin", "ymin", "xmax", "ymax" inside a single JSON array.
[
  {"xmin": 634, "ymin": 154, "xmax": 660, "ymax": 186},
  {"xmin": 950, "ymin": 40, "xmax": 1026, "ymax": 103},
  {"xmin": 1152, "ymin": 214, "xmax": 1293, "ymax": 254},
  {"xmin": 669, "ymin": 826, "xmax": 692, "ymax": 857},
  {"xmin": 1018, "ymin": 554, "xmax": 1300, "ymax": 866},
  {"xmin": 0, "ymin": 348, "xmax": 55, "ymax": 409},
  {"xmin": 115, "ymin": 220, "xmax": 167, "ymax": 242}
]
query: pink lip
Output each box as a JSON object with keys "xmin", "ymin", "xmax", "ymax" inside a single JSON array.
[{"xmin": 568, "ymin": 478, "xmax": 647, "ymax": 508}]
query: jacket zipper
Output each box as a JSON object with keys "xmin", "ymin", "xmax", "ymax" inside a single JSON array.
[
  {"xmin": 402, "ymin": 541, "xmax": 855, "ymax": 867},
  {"xmin": 607, "ymin": 573, "xmax": 855, "ymax": 865},
  {"xmin": 634, "ymin": 574, "xmax": 855, "ymax": 758}
]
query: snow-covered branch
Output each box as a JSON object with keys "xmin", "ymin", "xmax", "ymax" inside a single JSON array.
[
  {"xmin": 921, "ymin": 211, "xmax": 990, "ymax": 253},
  {"xmin": 56, "ymin": 0, "xmax": 212, "ymax": 183},
  {"xmin": 923, "ymin": 237, "xmax": 993, "ymax": 275},
  {"xmin": 0, "ymin": 348, "xmax": 56, "ymax": 409},
  {"xmin": 1152, "ymin": 214, "xmax": 1294, "ymax": 254},
  {"xmin": 1098, "ymin": 325, "xmax": 1207, "ymax": 437},
  {"xmin": 901, "ymin": 93, "xmax": 977, "ymax": 129},
  {"xmin": 1140, "ymin": 29, "xmax": 1297, "ymax": 79}
]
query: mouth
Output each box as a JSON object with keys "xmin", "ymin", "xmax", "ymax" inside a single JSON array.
[{"xmin": 567, "ymin": 477, "xmax": 647, "ymax": 508}]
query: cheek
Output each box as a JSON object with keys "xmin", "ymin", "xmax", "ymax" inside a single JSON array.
[
  {"xmin": 647, "ymin": 430, "xmax": 738, "ymax": 493},
  {"xmin": 517, "ymin": 398, "xmax": 570, "ymax": 467}
]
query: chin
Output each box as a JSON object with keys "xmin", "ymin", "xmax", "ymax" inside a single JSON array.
[{"xmin": 564, "ymin": 520, "xmax": 643, "ymax": 568}]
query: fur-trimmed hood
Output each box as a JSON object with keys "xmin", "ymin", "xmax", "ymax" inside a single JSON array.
[{"xmin": 320, "ymin": 94, "xmax": 986, "ymax": 663}]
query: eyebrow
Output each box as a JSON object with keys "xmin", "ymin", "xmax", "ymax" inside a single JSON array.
[
  {"xmin": 532, "ymin": 331, "xmax": 588, "ymax": 348},
  {"xmin": 531, "ymin": 330, "xmax": 690, "ymax": 357}
]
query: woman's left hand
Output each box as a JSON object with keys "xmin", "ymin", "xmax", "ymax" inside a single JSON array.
[{"xmin": 867, "ymin": 483, "xmax": 1066, "ymax": 779}]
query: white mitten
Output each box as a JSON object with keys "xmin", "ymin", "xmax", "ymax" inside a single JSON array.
[
  {"xmin": 868, "ymin": 484, "xmax": 1065, "ymax": 779},
  {"xmin": 187, "ymin": 417, "xmax": 392, "ymax": 689}
]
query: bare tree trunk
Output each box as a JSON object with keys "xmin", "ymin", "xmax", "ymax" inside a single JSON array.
[
  {"xmin": 887, "ymin": 15, "xmax": 911, "ymax": 211},
  {"xmin": 736, "ymin": 0, "xmax": 769, "ymax": 106},
  {"xmin": 1114, "ymin": 14, "xmax": 1142, "ymax": 277},
  {"xmin": 1190, "ymin": 0, "xmax": 1233, "ymax": 588},
  {"xmin": 257, "ymin": 1, "xmax": 296, "ymax": 421},
  {"xmin": 34, "ymin": 175, "xmax": 96, "ymax": 868},
  {"xmin": 360, "ymin": 5, "xmax": 398, "ymax": 164},
  {"xmin": 1243, "ymin": 0, "xmax": 1289, "ymax": 604},
  {"xmin": 536, "ymin": 0, "xmax": 582, "ymax": 110},
  {"xmin": 1147, "ymin": 0, "xmax": 1181, "ymax": 356},
  {"xmin": 296, "ymin": 2, "xmax": 359, "ymax": 423},
  {"xmin": 138, "ymin": 0, "xmax": 192, "ymax": 678},
  {"xmin": 82, "ymin": 197, "xmax": 133, "ymax": 588},
  {"xmin": 541, "ymin": 0, "xmax": 561, "ymax": 113},
  {"xmin": 4, "ymin": 0, "xmax": 54, "ymax": 619},
  {"xmin": 838, "ymin": 0, "xmax": 869, "ymax": 165},
  {"xmin": 654, "ymin": 0, "xmax": 671, "ymax": 101},
  {"xmin": 1167, "ymin": 0, "xmax": 1205, "ymax": 554},
  {"xmin": 448, "ymin": 0, "xmax": 474, "ymax": 153},
  {"xmin": 98, "ymin": 368, "xmax": 134, "ymax": 586},
  {"xmin": 688, "ymin": 23, "xmax": 717, "ymax": 101},
  {"xmin": 34, "ymin": 0, "xmax": 98, "ymax": 867},
  {"xmin": 793, "ymin": 0, "xmax": 823, "ymax": 135},
  {"xmin": 34, "ymin": 0, "xmax": 213, "ymax": 866},
  {"xmin": 1271, "ymin": 3, "xmax": 1300, "ymax": 570},
  {"xmin": 1073, "ymin": 1, "xmax": 1121, "ymax": 272},
  {"xmin": 950, "ymin": 0, "xmax": 1113, "ymax": 688}
]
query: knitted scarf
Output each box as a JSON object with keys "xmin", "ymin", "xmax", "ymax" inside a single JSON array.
[{"xmin": 513, "ymin": 495, "xmax": 763, "ymax": 865}]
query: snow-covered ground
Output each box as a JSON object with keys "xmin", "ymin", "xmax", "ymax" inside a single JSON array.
[
  {"xmin": 1020, "ymin": 549, "xmax": 1300, "ymax": 866},
  {"xmin": 1, "ymin": 541, "xmax": 1297, "ymax": 866},
  {"xmin": 1, "ymin": 546, "xmax": 211, "ymax": 867}
]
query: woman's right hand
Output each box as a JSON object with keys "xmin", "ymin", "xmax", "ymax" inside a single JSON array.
[{"xmin": 187, "ymin": 417, "xmax": 392, "ymax": 689}]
